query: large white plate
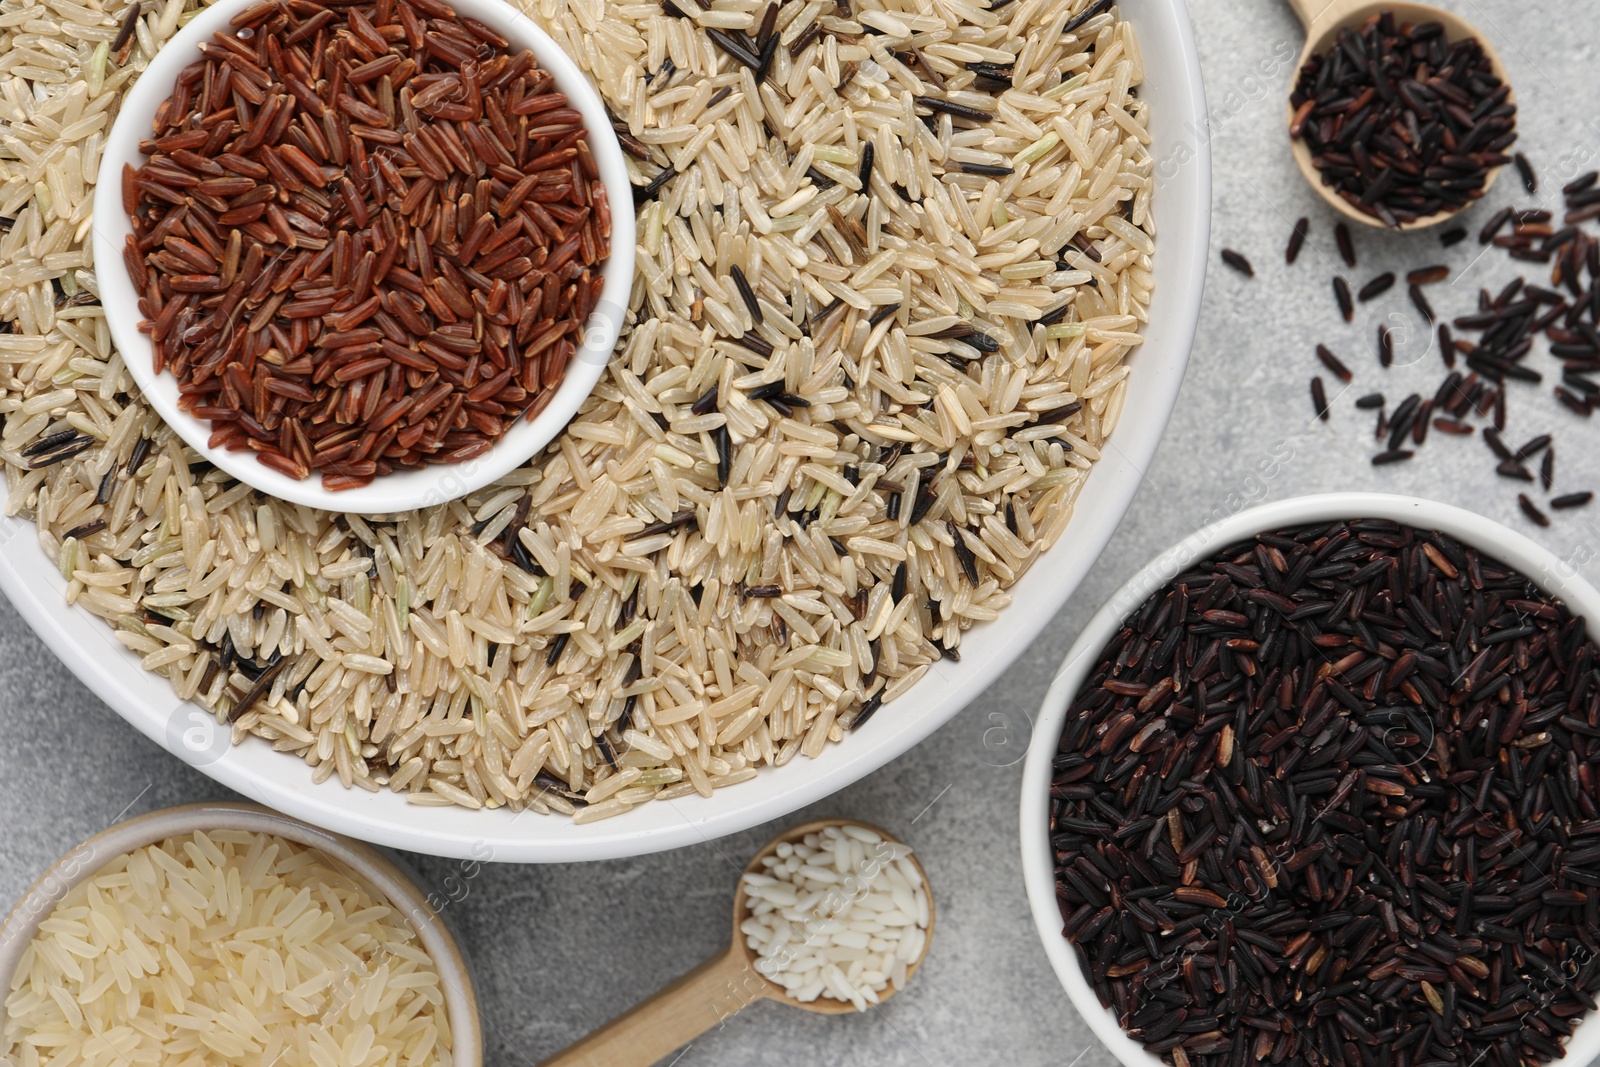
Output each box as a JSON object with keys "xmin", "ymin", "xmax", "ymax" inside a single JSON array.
[{"xmin": 0, "ymin": 0, "xmax": 1210, "ymax": 861}]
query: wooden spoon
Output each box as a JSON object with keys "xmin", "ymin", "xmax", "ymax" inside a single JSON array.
[
  {"xmin": 1284, "ymin": 0, "xmax": 1515, "ymax": 230},
  {"xmin": 537, "ymin": 818, "xmax": 934, "ymax": 1067}
]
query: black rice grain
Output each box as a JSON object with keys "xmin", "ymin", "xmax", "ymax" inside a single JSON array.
[
  {"xmin": 1335, "ymin": 222, "xmax": 1356, "ymax": 267},
  {"xmin": 1315, "ymin": 344, "xmax": 1352, "ymax": 382},
  {"xmin": 1518, "ymin": 492, "xmax": 1550, "ymax": 526},
  {"xmin": 1515, "ymin": 433, "xmax": 1553, "ymax": 461},
  {"xmin": 1496, "ymin": 459, "xmax": 1534, "ymax": 482},
  {"xmin": 1286, "ymin": 217, "xmax": 1309, "ymax": 264},
  {"xmin": 1515, "ymin": 152, "xmax": 1538, "ymax": 194},
  {"xmin": 1358, "ymin": 272, "xmax": 1395, "ymax": 301},
  {"xmin": 1409, "ymin": 284, "xmax": 1435, "ymax": 323},
  {"xmin": 1552, "ymin": 491, "xmax": 1594, "ymax": 509},
  {"xmin": 1334, "ymin": 277, "xmax": 1354, "ymax": 321},
  {"xmin": 1221, "ymin": 249, "xmax": 1254, "ymax": 277},
  {"xmin": 1310, "ymin": 377, "xmax": 1329, "ymax": 421}
]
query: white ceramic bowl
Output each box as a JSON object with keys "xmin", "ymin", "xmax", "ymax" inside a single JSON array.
[
  {"xmin": 1019, "ymin": 492, "xmax": 1600, "ymax": 1067},
  {"xmin": 0, "ymin": 802, "xmax": 483, "ymax": 1066},
  {"xmin": 91, "ymin": 0, "xmax": 636, "ymax": 515},
  {"xmin": 7, "ymin": 0, "xmax": 1209, "ymax": 861}
]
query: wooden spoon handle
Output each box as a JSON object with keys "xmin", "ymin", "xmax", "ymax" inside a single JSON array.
[{"xmin": 537, "ymin": 943, "xmax": 770, "ymax": 1067}]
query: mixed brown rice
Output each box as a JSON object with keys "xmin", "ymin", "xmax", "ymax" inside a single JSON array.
[{"xmin": 0, "ymin": 0, "xmax": 1154, "ymax": 820}]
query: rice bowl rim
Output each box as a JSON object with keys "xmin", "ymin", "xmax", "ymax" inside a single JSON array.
[
  {"xmin": 0, "ymin": 801, "xmax": 485, "ymax": 1067},
  {"xmin": 1018, "ymin": 492, "xmax": 1600, "ymax": 1067},
  {"xmin": 90, "ymin": 0, "xmax": 637, "ymax": 515},
  {"xmin": 3, "ymin": 0, "xmax": 1209, "ymax": 862}
]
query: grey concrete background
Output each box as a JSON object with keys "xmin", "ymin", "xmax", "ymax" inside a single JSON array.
[{"xmin": 5, "ymin": 0, "xmax": 1600, "ymax": 1063}]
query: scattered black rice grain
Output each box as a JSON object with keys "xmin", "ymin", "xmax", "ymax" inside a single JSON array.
[
  {"xmin": 1481, "ymin": 206, "xmax": 1515, "ymax": 244},
  {"xmin": 1052, "ymin": 520, "xmax": 1600, "ymax": 1067},
  {"xmin": 1407, "ymin": 265, "xmax": 1450, "ymax": 285},
  {"xmin": 1438, "ymin": 323, "xmax": 1456, "ymax": 368},
  {"xmin": 1515, "ymin": 152, "xmax": 1538, "ymax": 194},
  {"xmin": 1515, "ymin": 433, "xmax": 1553, "ymax": 461},
  {"xmin": 858, "ymin": 141, "xmax": 875, "ymax": 191},
  {"xmin": 1496, "ymin": 459, "xmax": 1534, "ymax": 481},
  {"xmin": 1552, "ymin": 491, "xmax": 1594, "ymax": 509},
  {"xmin": 1286, "ymin": 217, "xmax": 1309, "ymax": 264},
  {"xmin": 1371, "ymin": 448, "xmax": 1413, "ymax": 464},
  {"xmin": 1409, "ymin": 283, "xmax": 1435, "ymax": 323},
  {"xmin": 1440, "ymin": 225, "xmax": 1468, "ymax": 247},
  {"xmin": 1483, "ymin": 426, "xmax": 1512, "ymax": 461},
  {"xmin": 1377, "ymin": 324, "xmax": 1394, "ymax": 367},
  {"xmin": 1541, "ymin": 448, "xmax": 1555, "ymax": 491},
  {"xmin": 1358, "ymin": 272, "xmax": 1395, "ymax": 301},
  {"xmin": 1315, "ymin": 344, "xmax": 1352, "ymax": 382},
  {"xmin": 1220, "ymin": 248, "xmax": 1254, "ymax": 277},
  {"xmin": 1333, "ymin": 277, "xmax": 1354, "ymax": 321},
  {"xmin": 1563, "ymin": 171, "xmax": 1598, "ymax": 197},
  {"xmin": 1386, "ymin": 393, "xmax": 1421, "ymax": 449},
  {"xmin": 1517, "ymin": 492, "xmax": 1550, "ymax": 526},
  {"xmin": 1354, "ymin": 392, "xmax": 1385, "ymax": 410},
  {"xmin": 1310, "ymin": 377, "xmax": 1329, "ymax": 421},
  {"xmin": 1334, "ymin": 222, "xmax": 1356, "ymax": 267},
  {"xmin": 1433, "ymin": 417, "xmax": 1473, "ymax": 435},
  {"xmin": 1556, "ymin": 386, "xmax": 1593, "ymax": 416}
]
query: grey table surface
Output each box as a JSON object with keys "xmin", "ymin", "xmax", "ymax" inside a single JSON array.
[{"xmin": 6, "ymin": 0, "xmax": 1600, "ymax": 1063}]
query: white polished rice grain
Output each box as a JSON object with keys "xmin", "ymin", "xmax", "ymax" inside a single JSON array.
[
  {"xmin": 0, "ymin": 830, "xmax": 450, "ymax": 1067},
  {"xmin": 0, "ymin": 0, "xmax": 1154, "ymax": 817},
  {"xmin": 740, "ymin": 824, "xmax": 929, "ymax": 1010}
]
